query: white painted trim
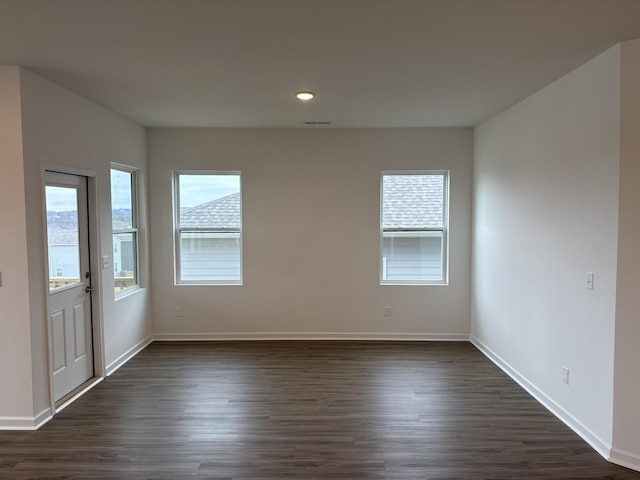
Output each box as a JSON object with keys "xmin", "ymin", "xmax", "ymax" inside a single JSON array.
[
  {"xmin": 153, "ymin": 332, "xmax": 470, "ymax": 342},
  {"xmin": 33, "ymin": 408, "xmax": 53, "ymax": 429},
  {"xmin": 105, "ymin": 334, "xmax": 153, "ymax": 376},
  {"xmin": 41, "ymin": 164, "xmax": 107, "ymax": 414},
  {"xmin": 471, "ymin": 336, "xmax": 612, "ymax": 459},
  {"xmin": 0, "ymin": 408, "xmax": 53, "ymax": 430},
  {"xmin": 55, "ymin": 377, "xmax": 104, "ymax": 414},
  {"xmin": 610, "ymin": 448, "xmax": 640, "ymax": 472}
]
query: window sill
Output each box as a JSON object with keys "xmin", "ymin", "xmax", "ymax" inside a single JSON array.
[{"xmin": 115, "ymin": 285, "xmax": 143, "ymax": 301}]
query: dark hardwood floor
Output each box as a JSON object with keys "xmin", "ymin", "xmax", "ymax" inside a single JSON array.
[{"xmin": 1, "ymin": 341, "xmax": 638, "ymax": 479}]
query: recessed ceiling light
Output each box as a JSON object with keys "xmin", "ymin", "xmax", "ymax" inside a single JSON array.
[{"xmin": 296, "ymin": 91, "xmax": 316, "ymax": 101}]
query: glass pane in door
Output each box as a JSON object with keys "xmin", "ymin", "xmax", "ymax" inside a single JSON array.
[{"xmin": 46, "ymin": 186, "xmax": 81, "ymax": 291}]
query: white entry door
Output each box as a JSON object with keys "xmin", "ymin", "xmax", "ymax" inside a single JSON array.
[{"xmin": 45, "ymin": 171, "xmax": 94, "ymax": 402}]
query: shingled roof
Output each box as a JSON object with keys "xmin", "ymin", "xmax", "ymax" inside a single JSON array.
[
  {"xmin": 382, "ymin": 174, "xmax": 444, "ymax": 228},
  {"xmin": 179, "ymin": 192, "xmax": 241, "ymax": 228},
  {"xmin": 177, "ymin": 176, "xmax": 443, "ymax": 229}
]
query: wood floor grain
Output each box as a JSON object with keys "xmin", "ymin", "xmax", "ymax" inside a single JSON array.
[{"xmin": 0, "ymin": 341, "xmax": 638, "ymax": 479}]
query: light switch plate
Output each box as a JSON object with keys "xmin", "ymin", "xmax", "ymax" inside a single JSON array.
[
  {"xmin": 586, "ymin": 272, "xmax": 594, "ymax": 290},
  {"xmin": 102, "ymin": 255, "xmax": 110, "ymax": 269}
]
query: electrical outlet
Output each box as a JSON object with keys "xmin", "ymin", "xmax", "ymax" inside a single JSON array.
[
  {"xmin": 176, "ymin": 307, "xmax": 183, "ymax": 318},
  {"xmin": 383, "ymin": 306, "xmax": 392, "ymax": 317},
  {"xmin": 562, "ymin": 366, "xmax": 570, "ymax": 385}
]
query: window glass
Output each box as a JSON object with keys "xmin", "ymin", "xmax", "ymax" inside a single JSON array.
[
  {"xmin": 46, "ymin": 186, "xmax": 81, "ymax": 290},
  {"xmin": 175, "ymin": 173, "xmax": 242, "ymax": 284},
  {"xmin": 111, "ymin": 169, "xmax": 133, "ymax": 229},
  {"xmin": 111, "ymin": 168, "xmax": 138, "ymax": 295},
  {"xmin": 381, "ymin": 172, "xmax": 448, "ymax": 284}
]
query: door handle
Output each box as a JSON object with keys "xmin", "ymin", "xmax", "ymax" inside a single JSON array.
[{"xmin": 85, "ymin": 286, "xmax": 95, "ymax": 294}]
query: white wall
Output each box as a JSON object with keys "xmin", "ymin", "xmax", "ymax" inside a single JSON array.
[
  {"xmin": 0, "ymin": 67, "xmax": 152, "ymax": 426},
  {"xmin": 0, "ymin": 67, "xmax": 36, "ymax": 423},
  {"xmin": 472, "ymin": 46, "xmax": 621, "ymax": 453},
  {"xmin": 148, "ymin": 128, "xmax": 472, "ymax": 339},
  {"xmin": 612, "ymin": 38, "xmax": 640, "ymax": 469}
]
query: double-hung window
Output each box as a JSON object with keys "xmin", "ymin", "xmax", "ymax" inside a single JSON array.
[
  {"xmin": 174, "ymin": 172, "xmax": 242, "ymax": 284},
  {"xmin": 111, "ymin": 167, "xmax": 139, "ymax": 295},
  {"xmin": 381, "ymin": 171, "xmax": 448, "ymax": 285}
]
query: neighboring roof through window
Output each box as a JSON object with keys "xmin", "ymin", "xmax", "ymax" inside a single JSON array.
[
  {"xmin": 382, "ymin": 174, "xmax": 444, "ymax": 228},
  {"xmin": 177, "ymin": 177, "xmax": 444, "ymax": 229},
  {"xmin": 179, "ymin": 192, "xmax": 241, "ymax": 228}
]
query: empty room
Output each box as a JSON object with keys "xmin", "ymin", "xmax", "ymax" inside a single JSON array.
[{"xmin": 1, "ymin": 1, "xmax": 640, "ymax": 478}]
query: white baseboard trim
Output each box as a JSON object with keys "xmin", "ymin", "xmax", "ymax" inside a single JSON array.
[
  {"xmin": 610, "ymin": 447, "xmax": 640, "ymax": 472},
  {"xmin": 33, "ymin": 408, "xmax": 52, "ymax": 429},
  {"xmin": 153, "ymin": 332, "xmax": 470, "ymax": 342},
  {"xmin": 470, "ymin": 336, "xmax": 612, "ymax": 460},
  {"xmin": 0, "ymin": 408, "xmax": 53, "ymax": 430},
  {"xmin": 106, "ymin": 334, "xmax": 153, "ymax": 376}
]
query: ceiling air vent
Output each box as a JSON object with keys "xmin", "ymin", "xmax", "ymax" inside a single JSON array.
[{"xmin": 303, "ymin": 121, "xmax": 332, "ymax": 125}]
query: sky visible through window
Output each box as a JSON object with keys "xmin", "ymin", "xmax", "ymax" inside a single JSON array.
[
  {"xmin": 46, "ymin": 173, "xmax": 240, "ymax": 211},
  {"xmin": 111, "ymin": 169, "xmax": 133, "ymax": 211},
  {"xmin": 45, "ymin": 186, "xmax": 77, "ymax": 211},
  {"xmin": 179, "ymin": 174, "xmax": 240, "ymax": 208},
  {"xmin": 45, "ymin": 172, "xmax": 133, "ymax": 211}
]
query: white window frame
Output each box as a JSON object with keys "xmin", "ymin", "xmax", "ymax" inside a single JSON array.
[
  {"xmin": 111, "ymin": 165, "xmax": 140, "ymax": 297},
  {"xmin": 380, "ymin": 170, "xmax": 449, "ymax": 286},
  {"xmin": 173, "ymin": 170, "xmax": 243, "ymax": 285}
]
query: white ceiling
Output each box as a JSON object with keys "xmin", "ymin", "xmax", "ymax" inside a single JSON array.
[{"xmin": 2, "ymin": 0, "xmax": 640, "ymax": 128}]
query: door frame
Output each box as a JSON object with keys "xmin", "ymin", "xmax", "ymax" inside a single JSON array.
[{"xmin": 41, "ymin": 163, "xmax": 106, "ymax": 414}]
